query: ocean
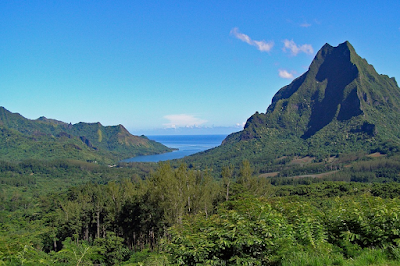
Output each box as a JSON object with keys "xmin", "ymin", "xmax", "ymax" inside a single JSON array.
[{"xmin": 122, "ymin": 135, "xmax": 228, "ymax": 163}]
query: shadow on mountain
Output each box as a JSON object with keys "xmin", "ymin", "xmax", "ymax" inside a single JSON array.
[{"xmin": 302, "ymin": 44, "xmax": 359, "ymax": 139}]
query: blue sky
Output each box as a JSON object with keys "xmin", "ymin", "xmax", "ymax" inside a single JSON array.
[{"xmin": 1, "ymin": 1, "xmax": 399, "ymax": 135}]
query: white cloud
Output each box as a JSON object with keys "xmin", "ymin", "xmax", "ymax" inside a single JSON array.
[
  {"xmin": 163, "ymin": 114, "xmax": 207, "ymax": 128},
  {"xmin": 236, "ymin": 122, "xmax": 246, "ymax": 128},
  {"xmin": 278, "ymin": 69, "xmax": 294, "ymax": 79},
  {"xmin": 230, "ymin": 27, "xmax": 274, "ymax": 52},
  {"xmin": 300, "ymin": 22, "xmax": 311, "ymax": 28},
  {"xmin": 283, "ymin": 39, "xmax": 314, "ymax": 56}
]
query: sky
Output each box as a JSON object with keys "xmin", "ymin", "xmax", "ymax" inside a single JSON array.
[{"xmin": 1, "ymin": 1, "xmax": 400, "ymax": 135}]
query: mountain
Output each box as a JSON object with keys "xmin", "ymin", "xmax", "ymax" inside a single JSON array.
[
  {"xmin": 243, "ymin": 41, "xmax": 399, "ymax": 139},
  {"xmin": 186, "ymin": 41, "xmax": 400, "ymax": 170},
  {"xmin": 0, "ymin": 107, "xmax": 173, "ymax": 164}
]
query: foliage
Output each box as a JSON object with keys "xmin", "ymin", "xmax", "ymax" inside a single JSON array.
[
  {"xmin": 0, "ymin": 107, "xmax": 173, "ymax": 164},
  {"xmin": 185, "ymin": 42, "xmax": 400, "ymax": 175},
  {"xmin": 165, "ymin": 194, "xmax": 400, "ymax": 265},
  {"xmin": 3, "ymin": 158, "xmax": 400, "ymax": 265},
  {"xmin": 51, "ymin": 237, "xmax": 105, "ymax": 265},
  {"xmin": 325, "ymin": 196, "xmax": 400, "ymax": 251},
  {"xmin": 166, "ymin": 197, "xmax": 321, "ymax": 265},
  {"xmin": 281, "ymin": 248, "xmax": 400, "ymax": 266},
  {"xmin": 4, "ymin": 40, "xmax": 400, "ymax": 265}
]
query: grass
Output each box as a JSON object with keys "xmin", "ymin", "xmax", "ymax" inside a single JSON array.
[{"xmin": 282, "ymin": 248, "xmax": 400, "ymax": 266}]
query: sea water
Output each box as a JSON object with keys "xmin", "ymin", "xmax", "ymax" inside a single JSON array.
[{"xmin": 123, "ymin": 135, "xmax": 227, "ymax": 163}]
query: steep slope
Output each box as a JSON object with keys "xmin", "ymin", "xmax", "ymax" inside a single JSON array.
[
  {"xmin": 0, "ymin": 107, "xmax": 173, "ymax": 163},
  {"xmin": 0, "ymin": 125, "xmax": 113, "ymax": 163},
  {"xmin": 67, "ymin": 122, "xmax": 171, "ymax": 158},
  {"xmin": 240, "ymin": 41, "xmax": 400, "ymax": 142},
  {"xmin": 186, "ymin": 41, "xmax": 400, "ymax": 170}
]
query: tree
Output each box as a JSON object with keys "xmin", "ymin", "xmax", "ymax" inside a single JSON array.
[
  {"xmin": 221, "ymin": 164, "xmax": 234, "ymax": 201},
  {"xmin": 52, "ymin": 237, "xmax": 104, "ymax": 265},
  {"xmin": 166, "ymin": 197, "xmax": 295, "ymax": 265},
  {"xmin": 238, "ymin": 160, "xmax": 253, "ymax": 190}
]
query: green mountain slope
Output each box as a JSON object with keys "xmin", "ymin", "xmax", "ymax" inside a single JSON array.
[
  {"xmin": 0, "ymin": 107, "xmax": 173, "ymax": 163},
  {"xmin": 186, "ymin": 41, "xmax": 400, "ymax": 170}
]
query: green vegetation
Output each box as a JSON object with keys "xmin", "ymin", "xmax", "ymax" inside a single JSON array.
[
  {"xmin": 2, "ymin": 157, "xmax": 400, "ymax": 265},
  {"xmin": 185, "ymin": 41, "xmax": 400, "ymax": 173},
  {"xmin": 0, "ymin": 107, "xmax": 173, "ymax": 164},
  {"xmin": 3, "ymin": 41, "xmax": 400, "ymax": 265}
]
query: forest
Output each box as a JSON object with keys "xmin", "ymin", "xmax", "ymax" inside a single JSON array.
[
  {"xmin": 4, "ymin": 40, "xmax": 400, "ymax": 265},
  {"xmin": 2, "ymin": 154, "xmax": 400, "ymax": 265}
]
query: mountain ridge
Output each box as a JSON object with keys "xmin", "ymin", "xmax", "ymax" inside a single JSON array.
[
  {"xmin": 238, "ymin": 41, "xmax": 400, "ymax": 141},
  {"xmin": 186, "ymin": 41, "xmax": 400, "ymax": 171},
  {"xmin": 0, "ymin": 107, "xmax": 173, "ymax": 164}
]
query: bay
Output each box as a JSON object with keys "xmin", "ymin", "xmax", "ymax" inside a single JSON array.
[{"xmin": 123, "ymin": 135, "xmax": 227, "ymax": 163}]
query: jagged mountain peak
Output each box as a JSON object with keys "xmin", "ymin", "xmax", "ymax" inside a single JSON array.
[
  {"xmin": 184, "ymin": 41, "xmax": 400, "ymax": 170},
  {"xmin": 36, "ymin": 116, "xmax": 67, "ymax": 126},
  {"xmin": 237, "ymin": 41, "xmax": 400, "ymax": 148},
  {"xmin": 320, "ymin": 40, "xmax": 353, "ymax": 54}
]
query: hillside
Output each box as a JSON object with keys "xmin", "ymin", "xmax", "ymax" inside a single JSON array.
[
  {"xmin": 185, "ymin": 41, "xmax": 400, "ymax": 172},
  {"xmin": 0, "ymin": 107, "xmax": 173, "ymax": 164}
]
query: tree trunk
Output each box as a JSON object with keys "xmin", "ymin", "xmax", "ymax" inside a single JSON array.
[
  {"xmin": 96, "ymin": 210, "xmax": 100, "ymax": 238},
  {"xmin": 85, "ymin": 225, "xmax": 89, "ymax": 241},
  {"xmin": 226, "ymin": 181, "xmax": 230, "ymax": 201}
]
